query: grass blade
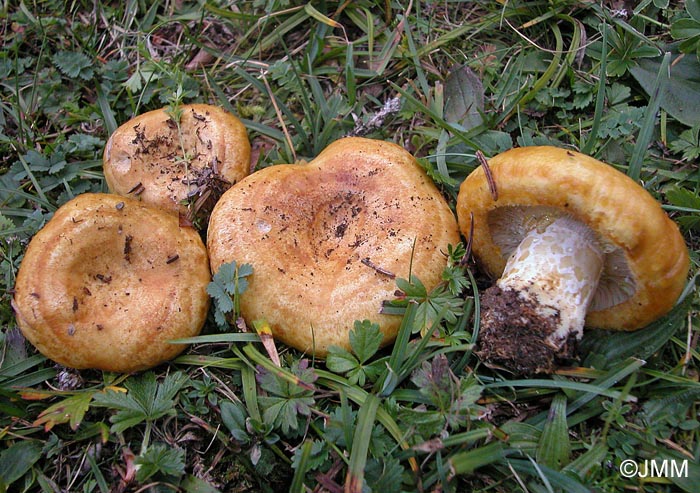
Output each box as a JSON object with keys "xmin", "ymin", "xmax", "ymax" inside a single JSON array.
[
  {"xmin": 446, "ymin": 441, "xmax": 505, "ymax": 477},
  {"xmin": 580, "ymin": 295, "xmax": 691, "ymax": 368},
  {"xmin": 3, "ymin": 368, "xmax": 57, "ymax": 388},
  {"xmin": 562, "ymin": 441, "xmax": 608, "ymax": 478},
  {"xmin": 566, "ymin": 357, "xmax": 644, "ymax": 417},
  {"xmin": 344, "ymin": 393, "xmax": 380, "ymax": 493},
  {"xmin": 95, "ymin": 83, "xmax": 117, "ymax": 136},
  {"xmin": 169, "ymin": 333, "xmax": 261, "ymax": 344},
  {"xmin": 0, "ymin": 354, "xmax": 47, "ymax": 379},
  {"xmin": 240, "ymin": 363, "xmax": 262, "ymax": 423},
  {"xmin": 304, "ymin": 3, "xmax": 342, "ymax": 29},
  {"xmin": 290, "ymin": 440, "xmax": 314, "ymax": 493},
  {"xmin": 506, "ymin": 458, "xmax": 592, "ymax": 493},
  {"xmin": 536, "ymin": 393, "xmax": 571, "ymax": 469},
  {"xmin": 86, "ymin": 451, "xmax": 109, "ymax": 493},
  {"xmin": 485, "ymin": 378, "xmax": 637, "ymax": 402},
  {"xmin": 345, "ymin": 42, "xmax": 356, "ymax": 106},
  {"xmin": 628, "ymin": 51, "xmax": 671, "ymax": 182},
  {"xmin": 581, "ymin": 23, "xmax": 607, "ymax": 155},
  {"xmin": 503, "ymin": 23, "xmax": 564, "ymax": 122},
  {"xmin": 376, "ymin": 303, "xmax": 417, "ymax": 396},
  {"xmin": 172, "ymin": 355, "xmax": 244, "ymax": 370},
  {"xmin": 316, "ymin": 369, "xmax": 418, "ymax": 474}
]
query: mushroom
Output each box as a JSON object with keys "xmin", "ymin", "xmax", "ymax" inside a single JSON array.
[
  {"xmin": 103, "ymin": 103, "xmax": 251, "ymax": 221},
  {"xmin": 456, "ymin": 146, "xmax": 689, "ymax": 374},
  {"xmin": 207, "ymin": 137, "xmax": 461, "ymax": 356},
  {"xmin": 12, "ymin": 193, "xmax": 211, "ymax": 373}
]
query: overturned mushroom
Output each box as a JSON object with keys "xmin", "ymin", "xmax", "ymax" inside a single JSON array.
[
  {"xmin": 207, "ymin": 137, "xmax": 461, "ymax": 356},
  {"xmin": 103, "ymin": 103, "xmax": 251, "ymax": 222},
  {"xmin": 456, "ymin": 146, "xmax": 689, "ymax": 374},
  {"xmin": 12, "ymin": 193, "xmax": 211, "ymax": 373}
]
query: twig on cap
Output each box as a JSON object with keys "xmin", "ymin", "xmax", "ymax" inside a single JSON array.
[
  {"xmin": 477, "ymin": 150, "xmax": 498, "ymax": 201},
  {"xmin": 361, "ymin": 257, "xmax": 396, "ymax": 278}
]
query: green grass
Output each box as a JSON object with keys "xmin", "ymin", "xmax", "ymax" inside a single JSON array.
[{"xmin": 1, "ymin": 0, "xmax": 699, "ymax": 492}]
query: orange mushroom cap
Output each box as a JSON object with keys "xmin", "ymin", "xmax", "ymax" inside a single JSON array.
[
  {"xmin": 12, "ymin": 193, "xmax": 211, "ymax": 373},
  {"xmin": 103, "ymin": 103, "xmax": 251, "ymax": 221},
  {"xmin": 456, "ymin": 146, "xmax": 689, "ymax": 332},
  {"xmin": 207, "ymin": 137, "xmax": 461, "ymax": 356}
]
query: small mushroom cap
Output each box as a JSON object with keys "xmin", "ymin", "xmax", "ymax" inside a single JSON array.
[
  {"xmin": 207, "ymin": 137, "xmax": 461, "ymax": 356},
  {"xmin": 12, "ymin": 193, "xmax": 211, "ymax": 373},
  {"xmin": 456, "ymin": 146, "xmax": 689, "ymax": 331},
  {"xmin": 103, "ymin": 103, "xmax": 251, "ymax": 218}
]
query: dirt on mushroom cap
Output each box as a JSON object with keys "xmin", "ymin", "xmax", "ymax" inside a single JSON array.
[
  {"xmin": 103, "ymin": 103, "xmax": 251, "ymax": 222},
  {"xmin": 12, "ymin": 193, "xmax": 211, "ymax": 373},
  {"xmin": 207, "ymin": 137, "xmax": 461, "ymax": 356}
]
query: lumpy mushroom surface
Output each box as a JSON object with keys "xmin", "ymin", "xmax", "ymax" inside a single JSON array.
[
  {"xmin": 207, "ymin": 137, "xmax": 461, "ymax": 356},
  {"xmin": 12, "ymin": 193, "xmax": 211, "ymax": 373}
]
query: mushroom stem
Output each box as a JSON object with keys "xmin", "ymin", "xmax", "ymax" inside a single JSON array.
[{"xmin": 477, "ymin": 215, "xmax": 604, "ymax": 374}]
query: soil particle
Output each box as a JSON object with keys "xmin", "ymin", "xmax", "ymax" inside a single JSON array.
[
  {"xmin": 128, "ymin": 182, "xmax": 145, "ymax": 195},
  {"xmin": 476, "ymin": 285, "xmax": 577, "ymax": 375},
  {"xmin": 124, "ymin": 235, "xmax": 133, "ymax": 262},
  {"xmin": 95, "ymin": 274, "xmax": 112, "ymax": 284},
  {"xmin": 335, "ymin": 222, "xmax": 348, "ymax": 238}
]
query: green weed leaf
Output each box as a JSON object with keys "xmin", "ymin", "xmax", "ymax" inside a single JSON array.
[
  {"xmin": 134, "ymin": 442, "xmax": 186, "ymax": 482},
  {"xmin": 665, "ymin": 186, "xmax": 700, "ymax": 230},
  {"xmin": 207, "ymin": 261, "xmax": 253, "ymax": 329},
  {"xmin": 391, "ymin": 273, "xmax": 464, "ymax": 333},
  {"xmin": 630, "ymin": 48, "xmax": 700, "ymax": 126},
  {"xmin": 122, "ymin": 63, "xmax": 160, "ymax": 93},
  {"xmin": 349, "ymin": 320, "xmax": 383, "ymax": 363},
  {"xmin": 442, "ymin": 264, "xmax": 469, "ymax": 296},
  {"xmin": 671, "ymin": 0, "xmax": 700, "ymax": 62},
  {"xmin": 53, "ymin": 51, "xmax": 94, "ymax": 80},
  {"xmin": 395, "ymin": 275, "xmax": 426, "ymax": 298},
  {"xmin": 327, "ymin": 321, "xmax": 384, "ymax": 386},
  {"xmin": 92, "ymin": 372, "xmax": 187, "ymax": 433},
  {"xmin": 180, "ymin": 474, "xmax": 221, "ymax": 493},
  {"xmin": 257, "ymin": 360, "xmax": 316, "ymax": 434},
  {"xmin": 0, "ymin": 213, "xmax": 14, "ymax": 231},
  {"xmin": 669, "ymin": 126, "xmax": 700, "ymax": 161},
  {"xmin": 33, "ymin": 392, "xmax": 94, "ymax": 431},
  {"xmin": 412, "ymin": 353, "xmax": 454, "ymax": 404},
  {"xmin": 365, "ymin": 457, "xmax": 404, "ymax": 493},
  {"xmin": 220, "ymin": 400, "xmax": 251, "ymax": 444},
  {"xmin": 0, "ymin": 440, "xmax": 42, "ymax": 488},
  {"xmin": 405, "ymin": 355, "xmax": 483, "ymax": 433},
  {"xmin": 291, "ymin": 439, "xmax": 328, "ymax": 472},
  {"xmin": 325, "ymin": 348, "xmax": 359, "ymax": 374},
  {"xmin": 666, "ymin": 186, "xmax": 700, "ymax": 209},
  {"xmin": 670, "ymin": 18, "xmax": 700, "ymax": 40},
  {"xmin": 688, "ymin": 0, "xmax": 700, "ymax": 20},
  {"xmin": 443, "ymin": 64, "xmax": 484, "ymax": 131}
]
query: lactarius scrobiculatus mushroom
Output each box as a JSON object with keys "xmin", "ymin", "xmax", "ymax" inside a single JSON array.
[
  {"xmin": 456, "ymin": 146, "xmax": 689, "ymax": 375},
  {"xmin": 207, "ymin": 137, "xmax": 461, "ymax": 356},
  {"xmin": 12, "ymin": 193, "xmax": 211, "ymax": 373},
  {"xmin": 103, "ymin": 103, "xmax": 251, "ymax": 222}
]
